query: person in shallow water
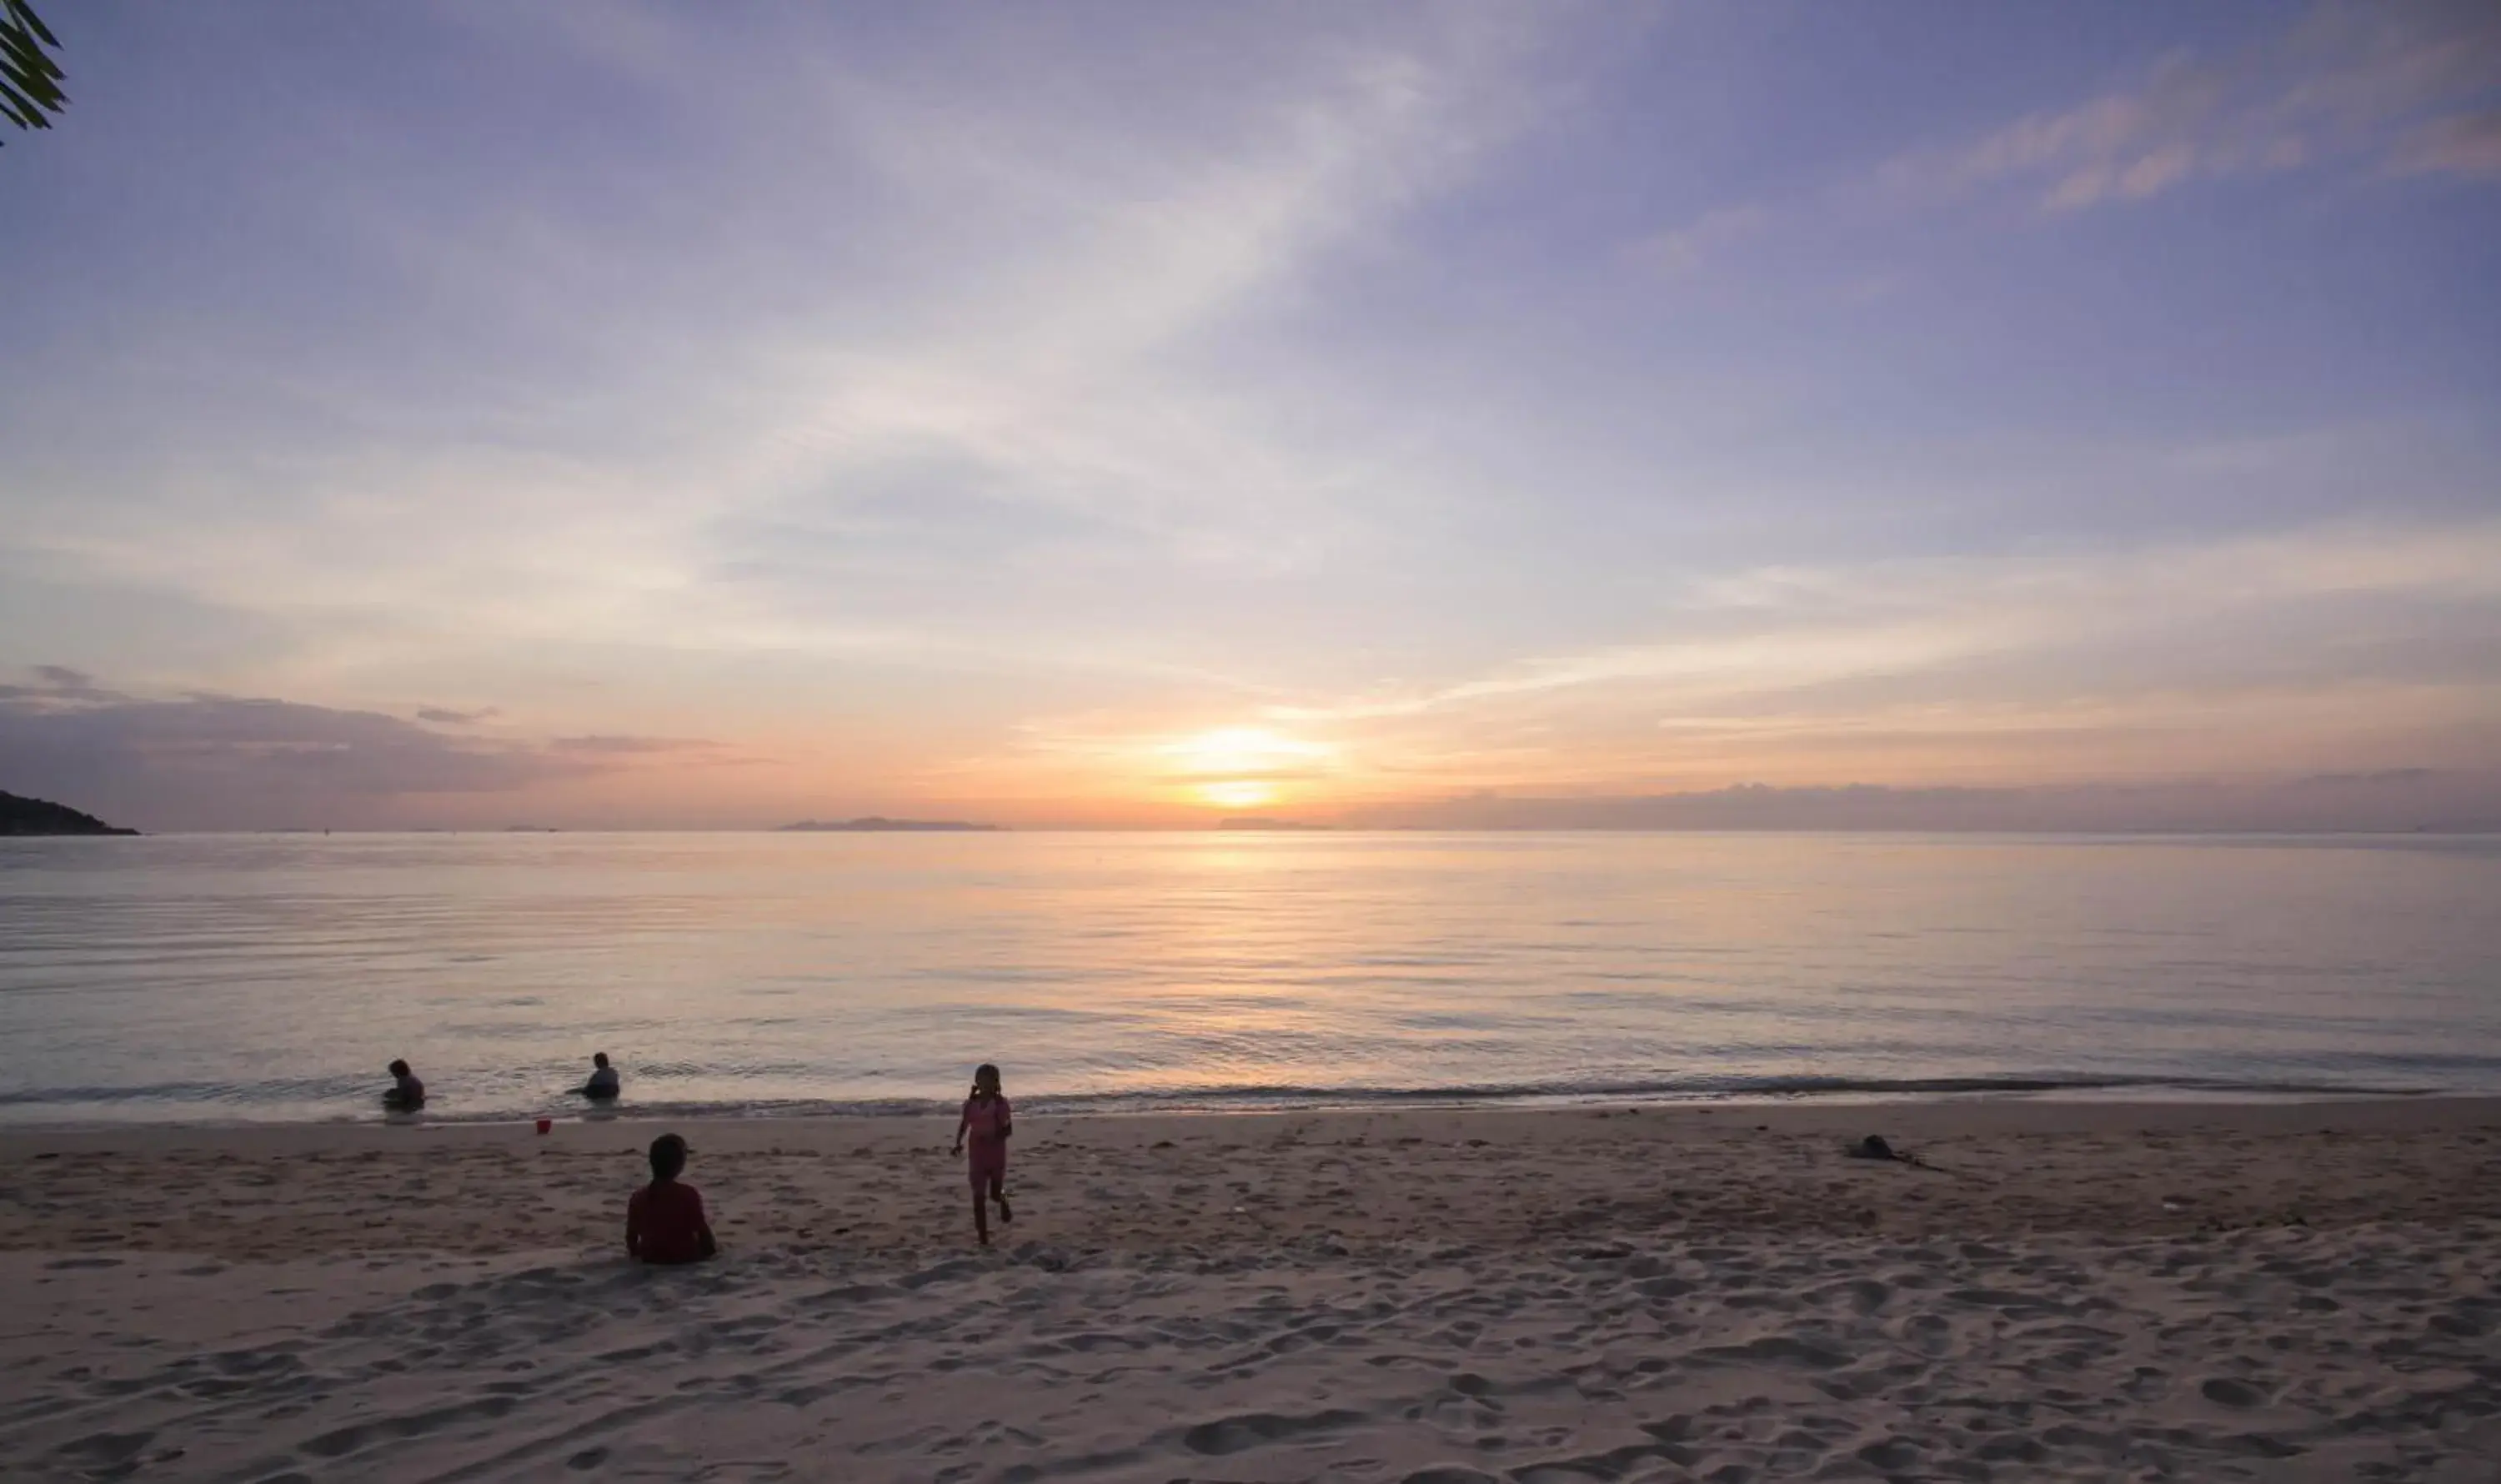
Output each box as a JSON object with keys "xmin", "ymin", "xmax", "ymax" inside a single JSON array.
[
  {"xmin": 382, "ymin": 1059, "xmax": 424, "ymax": 1110},
  {"xmin": 950, "ymin": 1062, "xmax": 1014, "ymax": 1246},
  {"xmin": 625, "ymin": 1133, "xmax": 717, "ymax": 1265},
  {"xmin": 582, "ymin": 1052, "xmax": 620, "ymax": 1101}
]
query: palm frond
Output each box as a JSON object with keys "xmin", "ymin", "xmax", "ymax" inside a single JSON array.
[{"xmin": 0, "ymin": 0, "xmax": 66, "ymax": 144}]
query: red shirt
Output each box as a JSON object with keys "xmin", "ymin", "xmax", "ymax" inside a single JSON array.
[{"xmin": 626, "ymin": 1181, "xmax": 715, "ymax": 1264}]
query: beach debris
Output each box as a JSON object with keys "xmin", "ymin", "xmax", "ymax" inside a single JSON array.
[{"xmin": 1844, "ymin": 1135, "xmax": 1961, "ymax": 1177}]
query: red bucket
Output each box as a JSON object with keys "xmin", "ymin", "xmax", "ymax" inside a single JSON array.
[{"xmin": 535, "ymin": 1118, "xmax": 553, "ymax": 1135}]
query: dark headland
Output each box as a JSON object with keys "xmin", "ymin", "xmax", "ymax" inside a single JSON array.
[
  {"xmin": 0, "ymin": 791, "xmax": 139, "ymax": 836},
  {"xmin": 777, "ymin": 817, "xmax": 1001, "ymax": 832}
]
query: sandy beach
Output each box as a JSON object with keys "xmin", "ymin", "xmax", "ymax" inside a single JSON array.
[{"xmin": 4, "ymin": 1098, "xmax": 2498, "ymax": 1481}]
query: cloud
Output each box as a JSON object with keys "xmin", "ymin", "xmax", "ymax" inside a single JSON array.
[
  {"xmin": 0, "ymin": 664, "xmax": 118, "ymax": 705},
  {"xmin": 1206, "ymin": 517, "xmax": 2501, "ymax": 802},
  {"xmin": 548, "ymin": 734, "xmax": 719, "ymax": 756},
  {"xmin": 0, "ymin": 5, "xmax": 1563, "ymax": 696},
  {"xmin": 935, "ymin": 514, "xmax": 2501, "ymax": 821},
  {"xmin": 1268, "ymin": 519, "xmax": 2501, "ymax": 724},
  {"xmin": 1339, "ymin": 773, "xmax": 2501, "ymax": 832},
  {"xmin": 1630, "ymin": 203, "xmax": 1765, "ymax": 274},
  {"xmin": 1890, "ymin": 2, "xmax": 2501, "ymax": 210},
  {"xmin": 0, "ymin": 673, "xmax": 728, "ymax": 830},
  {"xmin": 2393, "ymin": 108, "xmax": 2501, "ymax": 178},
  {"xmin": 6, "ymin": 7, "xmax": 2497, "ymax": 831}
]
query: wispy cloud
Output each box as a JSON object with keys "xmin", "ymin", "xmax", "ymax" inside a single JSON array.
[
  {"xmin": 5, "ymin": 5, "xmax": 1561, "ymax": 696},
  {"xmin": 1629, "ymin": 203, "xmax": 1766, "ymax": 274},
  {"xmin": 1227, "ymin": 518, "xmax": 2501, "ymax": 795},
  {"xmin": 2393, "ymin": 108, "xmax": 2501, "ymax": 178},
  {"xmin": 1890, "ymin": 2, "xmax": 2501, "ymax": 211},
  {"xmin": 548, "ymin": 734, "xmax": 722, "ymax": 757}
]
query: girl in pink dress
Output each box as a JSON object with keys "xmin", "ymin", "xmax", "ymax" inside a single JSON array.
[{"xmin": 950, "ymin": 1063, "xmax": 1014, "ymax": 1245}]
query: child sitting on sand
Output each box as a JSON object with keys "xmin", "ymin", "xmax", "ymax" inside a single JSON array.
[
  {"xmin": 625, "ymin": 1133, "xmax": 718, "ymax": 1265},
  {"xmin": 950, "ymin": 1063, "xmax": 1014, "ymax": 1246}
]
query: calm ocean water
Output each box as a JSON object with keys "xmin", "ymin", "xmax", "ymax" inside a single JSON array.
[{"xmin": 2, "ymin": 832, "xmax": 2498, "ymax": 1126}]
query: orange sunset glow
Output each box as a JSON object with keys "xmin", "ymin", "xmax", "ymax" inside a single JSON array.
[{"xmin": 1, "ymin": 3, "xmax": 2495, "ymax": 835}]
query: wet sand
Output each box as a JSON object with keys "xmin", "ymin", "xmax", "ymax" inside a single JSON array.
[{"xmin": 4, "ymin": 1098, "xmax": 2498, "ymax": 1481}]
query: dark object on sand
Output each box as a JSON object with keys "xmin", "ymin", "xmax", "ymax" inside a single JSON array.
[{"xmin": 1847, "ymin": 1134, "xmax": 1965, "ymax": 1178}]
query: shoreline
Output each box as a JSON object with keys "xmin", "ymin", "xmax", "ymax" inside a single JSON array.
[{"xmin": 0, "ymin": 1080, "xmax": 2476, "ymax": 1136}]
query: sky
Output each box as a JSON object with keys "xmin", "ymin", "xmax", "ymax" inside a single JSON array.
[{"xmin": 3, "ymin": 1, "xmax": 2498, "ymax": 830}]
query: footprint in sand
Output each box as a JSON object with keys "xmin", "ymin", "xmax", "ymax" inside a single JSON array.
[
  {"xmin": 51, "ymin": 1430, "xmax": 155, "ymax": 1465},
  {"xmin": 1181, "ymin": 1408, "xmax": 1368, "ymax": 1456},
  {"xmin": 1857, "ymin": 1436, "xmax": 1923, "ymax": 1470}
]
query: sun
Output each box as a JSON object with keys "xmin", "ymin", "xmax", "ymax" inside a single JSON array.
[
  {"xmin": 1159, "ymin": 727, "xmax": 1331, "ymax": 812},
  {"xmin": 1168, "ymin": 728, "xmax": 1318, "ymax": 776},
  {"xmin": 1197, "ymin": 780, "xmax": 1278, "ymax": 810}
]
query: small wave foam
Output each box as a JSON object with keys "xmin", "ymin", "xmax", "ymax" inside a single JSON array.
[
  {"xmin": 0, "ymin": 1067, "xmax": 2473, "ymax": 1129},
  {"xmin": 41, "ymin": 1071, "xmax": 2421, "ymax": 1127}
]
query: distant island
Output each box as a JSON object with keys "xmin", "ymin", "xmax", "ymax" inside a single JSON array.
[
  {"xmin": 777, "ymin": 817, "xmax": 1001, "ymax": 832},
  {"xmin": 1218, "ymin": 817, "xmax": 1330, "ymax": 831},
  {"xmin": 1, "ymin": 791, "xmax": 139, "ymax": 836}
]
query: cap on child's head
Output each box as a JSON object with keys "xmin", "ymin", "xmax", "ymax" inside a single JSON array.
[
  {"xmin": 594, "ymin": 1051, "xmax": 609, "ymax": 1068},
  {"xmin": 388, "ymin": 1059, "xmax": 411, "ymax": 1078},
  {"xmin": 649, "ymin": 1132, "xmax": 689, "ymax": 1181}
]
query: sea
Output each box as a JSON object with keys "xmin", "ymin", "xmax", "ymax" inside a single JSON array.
[{"xmin": 3, "ymin": 831, "xmax": 2498, "ymax": 1126}]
